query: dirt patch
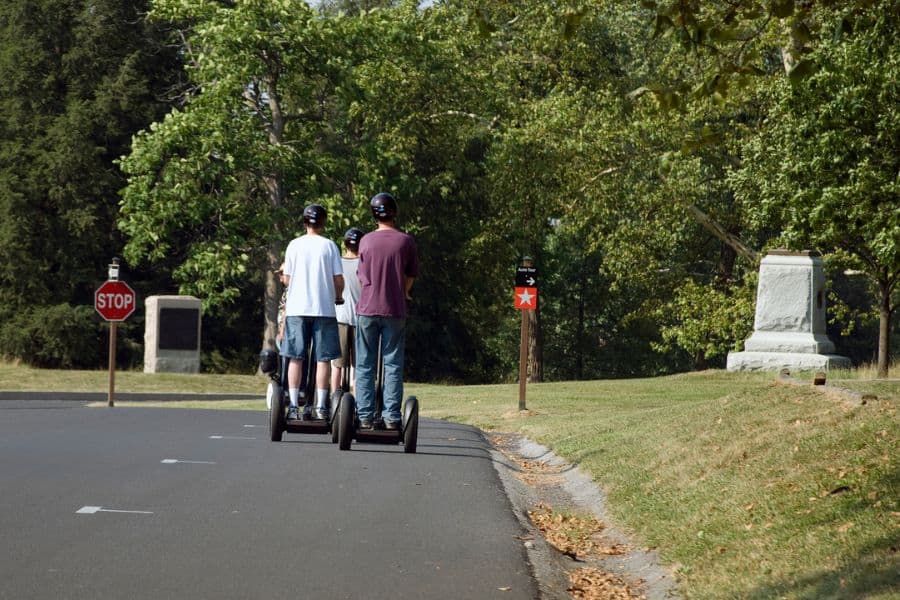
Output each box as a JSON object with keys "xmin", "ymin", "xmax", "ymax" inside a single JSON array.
[{"xmin": 487, "ymin": 432, "xmax": 679, "ymax": 600}]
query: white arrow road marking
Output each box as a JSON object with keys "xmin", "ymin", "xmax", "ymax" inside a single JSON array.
[
  {"xmin": 76, "ymin": 506, "xmax": 153, "ymax": 515},
  {"xmin": 161, "ymin": 459, "xmax": 217, "ymax": 464},
  {"xmin": 209, "ymin": 435, "xmax": 256, "ymax": 440}
]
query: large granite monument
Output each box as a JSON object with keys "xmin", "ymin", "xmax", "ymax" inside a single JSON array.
[
  {"xmin": 144, "ymin": 295, "xmax": 202, "ymax": 373},
  {"xmin": 727, "ymin": 250, "xmax": 851, "ymax": 372}
]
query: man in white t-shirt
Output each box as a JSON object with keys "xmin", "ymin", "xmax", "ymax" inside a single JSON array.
[{"xmin": 282, "ymin": 204, "xmax": 344, "ymax": 421}]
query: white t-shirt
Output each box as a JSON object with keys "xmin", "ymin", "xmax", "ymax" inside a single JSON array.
[
  {"xmin": 335, "ymin": 256, "xmax": 360, "ymax": 326},
  {"xmin": 283, "ymin": 234, "xmax": 343, "ymax": 318}
]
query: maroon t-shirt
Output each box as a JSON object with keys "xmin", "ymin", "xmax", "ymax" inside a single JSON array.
[{"xmin": 356, "ymin": 228, "xmax": 419, "ymax": 318}]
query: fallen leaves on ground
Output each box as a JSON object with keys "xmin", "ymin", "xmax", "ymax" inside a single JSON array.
[
  {"xmin": 567, "ymin": 567, "xmax": 645, "ymax": 600},
  {"xmin": 528, "ymin": 504, "xmax": 604, "ymax": 559}
]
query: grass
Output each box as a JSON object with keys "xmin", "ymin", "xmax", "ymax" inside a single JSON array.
[
  {"xmin": 2, "ymin": 361, "xmax": 898, "ymax": 599},
  {"xmin": 0, "ymin": 361, "xmax": 262, "ymax": 395}
]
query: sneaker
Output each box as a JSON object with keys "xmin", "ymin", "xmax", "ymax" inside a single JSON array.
[
  {"xmin": 384, "ymin": 420, "xmax": 401, "ymax": 431},
  {"xmin": 314, "ymin": 407, "xmax": 329, "ymax": 421},
  {"xmin": 373, "ymin": 418, "xmax": 386, "ymax": 431},
  {"xmin": 301, "ymin": 405, "xmax": 313, "ymax": 421},
  {"xmin": 286, "ymin": 406, "xmax": 299, "ymax": 420},
  {"xmin": 358, "ymin": 420, "xmax": 374, "ymax": 430}
]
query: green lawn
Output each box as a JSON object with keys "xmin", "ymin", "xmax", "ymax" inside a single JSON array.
[{"xmin": 2, "ymin": 362, "xmax": 897, "ymax": 599}]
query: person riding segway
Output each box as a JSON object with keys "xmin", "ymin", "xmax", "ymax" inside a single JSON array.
[
  {"xmin": 337, "ymin": 192, "xmax": 420, "ymax": 452},
  {"xmin": 262, "ymin": 203, "xmax": 345, "ymax": 441}
]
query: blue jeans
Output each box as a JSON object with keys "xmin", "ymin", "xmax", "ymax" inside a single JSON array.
[{"xmin": 355, "ymin": 315, "xmax": 406, "ymax": 424}]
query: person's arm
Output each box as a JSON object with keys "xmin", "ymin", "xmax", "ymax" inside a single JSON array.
[
  {"xmin": 334, "ymin": 274, "xmax": 345, "ymax": 304},
  {"xmin": 404, "ymin": 276, "xmax": 415, "ymax": 301}
]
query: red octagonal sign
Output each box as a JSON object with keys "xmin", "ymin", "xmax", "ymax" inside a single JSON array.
[{"xmin": 95, "ymin": 280, "xmax": 136, "ymax": 322}]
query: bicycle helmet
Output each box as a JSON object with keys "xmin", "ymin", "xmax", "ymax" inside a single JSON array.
[
  {"xmin": 343, "ymin": 227, "xmax": 365, "ymax": 250},
  {"xmin": 303, "ymin": 204, "xmax": 327, "ymax": 226},
  {"xmin": 369, "ymin": 192, "xmax": 397, "ymax": 222}
]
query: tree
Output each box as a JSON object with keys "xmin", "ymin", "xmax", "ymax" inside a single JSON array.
[
  {"xmin": 119, "ymin": 0, "xmax": 361, "ymax": 351},
  {"xmin": 729, "ymin": 3, "xmax": 899, "ymax": 375},
  {"xmin": 0, "ymin": 0, "xmax": 183, "ymax": 367}
]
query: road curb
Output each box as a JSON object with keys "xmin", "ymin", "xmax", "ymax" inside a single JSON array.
[{"xmin": 0, "ymin": 391, "xmax": 262, "ymax": 403}]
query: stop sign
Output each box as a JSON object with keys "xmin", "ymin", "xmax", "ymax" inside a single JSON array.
[{"xmin": 95, "ymin": 280, "xmax": 136, "ymax": 322}]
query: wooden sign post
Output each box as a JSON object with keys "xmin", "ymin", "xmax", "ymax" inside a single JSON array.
[{"xmin": 514, "ymin": 257, "xmax": 538, "ymax": 411}]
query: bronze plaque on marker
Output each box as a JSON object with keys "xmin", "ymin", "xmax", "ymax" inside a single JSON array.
[{"xmin": 158, "ymin": 308, "xmax": 200, "ymax": 350}]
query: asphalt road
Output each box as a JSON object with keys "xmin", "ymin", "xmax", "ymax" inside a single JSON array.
[{"xmin": 0, "ymin": 399, "xmax": 537, "ymax": 599}]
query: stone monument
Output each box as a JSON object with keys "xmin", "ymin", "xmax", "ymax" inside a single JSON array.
[
  {"xmin": 144, "ymin": 295, "xmax": 202, "ymax": 373},
  {"xmin": 727, "ymin": 250, "xmax": 851, "ymax": 372}
]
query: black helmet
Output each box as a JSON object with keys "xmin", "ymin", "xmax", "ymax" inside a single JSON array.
[
  {"xmin": 343, "ymin": 227, "xmax": 364, "ymax": 250},
  {"xmin": 369, "ymin": 192, "xmax": 397, "ymax": 222},
  {"xmin": 303, "ymin": 204, "xmax": 327, "ymax": 226}
]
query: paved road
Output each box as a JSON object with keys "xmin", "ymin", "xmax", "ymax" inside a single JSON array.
[{"xmin": 0, "ymin": 399, "xmax": 537, "ymax": 599}]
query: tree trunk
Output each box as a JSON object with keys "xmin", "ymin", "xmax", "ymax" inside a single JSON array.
[
  {"xmin": 576, "ymin": 262, "xmax": 585, "ymax": 380},
  {"xmin": 877, "ymin": 278, "xmax": 892, "ymax": 378},
  {"xmin": 527, "ymin": 307, "xmax": 543, "ymax": 383},
  {"xmin": 260, "ymin": 72, "xmax": 287, "ymax": 352},
  {"xmin": 262, "ymin": 243, "xmax": 281, "ymax": 351}
]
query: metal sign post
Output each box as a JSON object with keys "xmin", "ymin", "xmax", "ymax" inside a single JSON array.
[{"xmin": 514, "ymin": 257, "xmax": 538, "ymax": 411}]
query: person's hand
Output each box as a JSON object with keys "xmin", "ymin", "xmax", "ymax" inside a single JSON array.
[{"xmin": 335, "ymin": 297, "xmax": 345, "ymax": 305}]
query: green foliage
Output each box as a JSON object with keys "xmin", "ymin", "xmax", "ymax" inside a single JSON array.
[
  {"xmin": 653, "ymin": 277, "xmax": 755, "ymax": 367},
  {"xmin": 729, "ymin": 2, "xmax": 899, "ymax": 370},
  {"xmin": 0, "ymin": 0, "xmax": 184, "ymax": 368},
  {"xmin": 0, "ymin": 304, "xmax": 104, "ymax": 368},
  {"xmin": 3, "ymin": 0, "xmax": 893, "ymax": 378}
]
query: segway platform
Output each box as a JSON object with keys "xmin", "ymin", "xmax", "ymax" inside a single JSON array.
[
  {"xmin": 284, "ymin": 416, "xmax": 330, "ymax": 435},
  {"xmin": 260, "ymin": 348, "xmax": 337, "ymax": 443},
  {"xmin": 336, "ymin": 392, "xmax": 419, "ymax": 453}
]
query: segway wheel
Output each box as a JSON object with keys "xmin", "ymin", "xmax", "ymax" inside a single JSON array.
[
  {"xmin": 330, "ymin": 391, "xmax": 343, "ymax": 444},
  {"xmin": 402, "ymin": 396, "xmax": 419, "ymax": 454},
  {"xmin": 269, "ymin": 384, "xmax": 285, "ymax": 442},
  {"xmin": 338, "ymin": 392, "xmax": 355, "ymax": 451}
]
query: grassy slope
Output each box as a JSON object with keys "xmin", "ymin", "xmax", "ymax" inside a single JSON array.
[
  {"xmin": 2, "ymin": 363, "xmax": 897, "ymax": 599},
  {"xmin": 419, "ymin": 372, "xmax": 899, "ymax": 599}
]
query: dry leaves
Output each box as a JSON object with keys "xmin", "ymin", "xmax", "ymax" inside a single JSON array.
[
  {"xmin": 567, "ymin": 567, "xmax": 645, "ymax": 600},
  {"xmin": 527, "ymin": 503, "xmax": 626, "ymax": 559}
]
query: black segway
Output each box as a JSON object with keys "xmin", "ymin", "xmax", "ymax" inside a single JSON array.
[
  {"xmin": 337, "ymin": 341, "xmax": 418, "ymax": 453},
  {"xmin": 260, "ymin": 341, "xmax": 336, "ymax": 442}
]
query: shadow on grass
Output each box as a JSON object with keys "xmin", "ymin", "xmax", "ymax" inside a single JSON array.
[
  {"xmin": 746, "ymin": 464, "xmax": 900, "ymax": 599},
  {"xmin": 745, "ymin": 536, "xmax": 899, "ymax": 599}
]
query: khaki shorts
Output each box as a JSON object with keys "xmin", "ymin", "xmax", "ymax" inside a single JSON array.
[{"xmin": 332, "ymin": 323, "xmax": 355, "ymax": 368}]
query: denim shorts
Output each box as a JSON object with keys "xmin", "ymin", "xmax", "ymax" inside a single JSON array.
[{"xmin": 283, "ymin": 316, "xmax": 341, "ymax": 362}]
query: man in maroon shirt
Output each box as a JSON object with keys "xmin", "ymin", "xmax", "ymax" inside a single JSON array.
[{"xmin": 354, "ymin": 192, "xmax": 419, "ymax": 429}]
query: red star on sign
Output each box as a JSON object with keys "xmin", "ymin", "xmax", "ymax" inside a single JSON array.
[{"xmin": 514, "ymin": 287, "xmax": 537, "ymax": 310}]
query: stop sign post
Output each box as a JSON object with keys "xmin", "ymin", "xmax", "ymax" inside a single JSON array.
[{"xmin": 95, "ymin": 259, "xmax": 136, "ymax": 407}]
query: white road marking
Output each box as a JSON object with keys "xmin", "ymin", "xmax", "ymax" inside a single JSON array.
[
  {"xmin": 209, "ymin": 435, "xmax": 256, "ymax": 440},
  {"xmin": 76, "ymin": 506, "xmax": 153, "ymax": 515},
  {"xmin": 161, "ymin": 459, "xmax": 217, "ymax": 464},
  {"xmin": 243, "ymin": 424, "xmax": 265, "ymax": 428}
]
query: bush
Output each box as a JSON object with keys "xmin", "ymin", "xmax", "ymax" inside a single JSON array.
[{"xmin": 0, "ymin": 304, "xmax": 105, "ymax": 368}]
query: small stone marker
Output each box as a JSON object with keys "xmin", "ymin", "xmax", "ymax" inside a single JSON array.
[{"xmin": 144, "ymin": 295, "xmax": 202, "ymax": 373}]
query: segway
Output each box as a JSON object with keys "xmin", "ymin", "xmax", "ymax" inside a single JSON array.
[
  {"xmin": 337, "ymin": 340, "xmax": 419, "ymax": 453},
  {"xmin": 260, "ymin": 341, "xmax": 336, "ymax": 442}
]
